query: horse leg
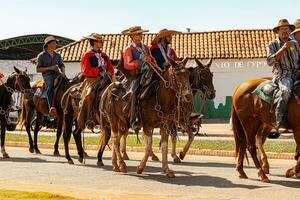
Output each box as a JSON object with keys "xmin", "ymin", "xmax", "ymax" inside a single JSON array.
[
  {"xmin": 97, "ymin": 127, "xmax": 110, "ymax": 167},
  {"xmin": 73, "ymin": 128, "xmax": 85, "ymax": 164},
  {"xmin": 25, "ymin": 109, "xmax": 34, "ymax": 153},
  {"xmin": 33, "ymin": 112, "xmax": 43, "ymax": 154},
  {"xmin": 286, "ymin": 128, "xmax": 300, "ymax": 178},
  {"xmin": 111, "ymin": 124, "xmax": 122, "ymax": 172},
  {"xmin": 63, "ymin": 111, "xmax": 74, "ymax": 164},
  {"xmin": 0, "ymin": 118, "xmax": 9, "ymax": 158},
  {"xmin": 121, "ymin": 131, "xmax": 130, "ymax": 160},
  {"xmin": 256, "ymin": 126, "xmax": 271, "ymax": 174},
  {"xmin": 179, "ymin": 130, "xmax": 195, "ymax": 161},
  {"xmin": 54, "ymin": 115, "xmax": 63, "ymax": 156},
  {"xmin": 150, "ymin": 150, "xmax": 159, "ymax": 161},
  {"xmin": 117, "ymin": 126, "xmax": 128, "ymax": 173},
  {"xmin": 171, "ymin": 133, "xmax": 181, "ymax": 163},
  {"xmin": 136, "ymin": 127, "xmax": 152, "ymax": 175},
  {"xmin": 160, "ymin": 128, "xmax": 175, "ymax": 178},
  {"xmin": 242, "ymin": 121, "xmax": 270, "ymax": 183}
]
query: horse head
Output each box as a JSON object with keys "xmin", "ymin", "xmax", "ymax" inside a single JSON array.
[
  {"xmin": 6, "ymin": 66, "xmax": 31, "ymax": 93},
  {"xmin": 164, "ymin": 61, "xmax": 193, "ymax": 103},
  {"xmin": 188, "ymin": 58, "xmax": 216, "ymax": 100}
]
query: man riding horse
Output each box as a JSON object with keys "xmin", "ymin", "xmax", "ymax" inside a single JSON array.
[
  {"xmin": 36, "ymin": 36, "xmax": 65, "ymax": 118},
  {"xmin": 121, "ymin": 26, "xmax": 157, "ymax": 131},
  {"xmin": 77, "ymin": 33, "xmax": 115, "ymax": 130},
  {"xmin": 267, "ymin": 19, "xmax": 300, "ymax": 133},
  {"xmin": 150, "ymin": 29, "xmax": 181, "ymax": 70}
]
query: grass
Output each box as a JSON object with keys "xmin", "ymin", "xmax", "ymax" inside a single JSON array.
[
  {"xmin": 6, "ymin": 132, "xmax": 296, "ymax": 153},
  {"xmin": 0, "ymin": 189, "xmax": 87, "ymax": 200}
]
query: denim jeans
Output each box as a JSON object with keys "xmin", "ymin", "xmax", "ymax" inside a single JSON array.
[{"xmin": 43, "ymin": 72, "xmax": 59, "ymax": 108}]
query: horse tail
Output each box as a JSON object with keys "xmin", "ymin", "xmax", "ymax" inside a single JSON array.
[
  {"xmin": 17, "ymin": 95, "xmax": 26, "ymax": 129},
  {"xmin": 231, "ymin": 103, "xmax": 248, "ymax": 163}
]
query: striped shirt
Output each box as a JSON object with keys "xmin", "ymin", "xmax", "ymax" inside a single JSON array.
[{"xmin": 267, "ymin": 38, "xmax": 300, "ymax": 79}]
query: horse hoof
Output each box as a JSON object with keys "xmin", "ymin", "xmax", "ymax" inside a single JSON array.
[
  {"xmin": 68, "ymin": 159, "xmax": 74, "ymax": 165},
  {"xmin": 136, "ymin": 166, "xmax": 144, "ymax": 174},
  {"xmin": 119, "ymin": 164, "xmax": 127, "ymax": 173},
  {"xmin": 97, "ymin": 161, "xmax": 104, "ymax": 167},
  {"xmin": 166, "ymin": 170, "xmax": 176, "ymax": 178},
  {"xmin": 261, "ymin": 176, "xmax": 270, "ymax": 183},
  {"xmin": 53, "ymin": 151, "xmax": 60, "ymax": 157},
  {"xmin": 113, "ymin": 166, "xmax": 120, "ymax": 172},
  {"xmin": 78, "ymin": 157, "xmax": 83, "ymax": 164},
  {"xmin": 286, "ymin": 168, "xmax": 295, "ymax": 178},
  {"xmin": 122, "ymin": 153, "xmax": 130, "ymax": 160},
  {"xmin": 35, "ymin": 149, "xmax": 41, "ymax": 154},
  {"xmin": 2, "ymin": 153, "xmax": 10, "ymax": 159},
  {"xmin": 179, "ymin": 151, "xmax": 185, "ymax": 160},
  {"xmin": 238, "ymin": 173, "xmax": 248, "ymax": 179},
  {"xmin": 173, "ymin": 157, "xmax": 181, "ymax": 163},
  {"xmin": 29, "ymin": 147, "xmax": 34, "ymax": 153},
  {"xmin": 151, "ymin": 155, "xmax": 159, "ymax": 161}
]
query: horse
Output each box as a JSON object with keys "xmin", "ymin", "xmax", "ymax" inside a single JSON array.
[
  {"xmin": 98, "ymin": 62, "xmax": 192, "ymax": 177},
  {"xmin": 148, "ymin": 58, "xmax": 216, "ymax": 163},
  {"xmin": 18, "ymin": 73, "xmax": 84, "ymax": 155},
  {"xmin": 232, "ymin": 77, "xmax": 300, "ymax": 182},
  {"xmin": 0, "ymin": 67, "xmax": 32, "ymax": 158}
]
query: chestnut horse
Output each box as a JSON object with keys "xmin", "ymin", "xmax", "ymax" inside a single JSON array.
[
  {"xmin": 0, "ymin": 67, "xmax": 32, "ymax": 158},
  {"xmin": 232, "ymin": 78, "xmax": 300, "ymax": 182},
  {"xmin": 98, "ymin": 62, "xmax": 192, "ymax": 177}
]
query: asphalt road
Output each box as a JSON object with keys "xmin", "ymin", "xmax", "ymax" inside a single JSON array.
[{"xmin": 0, "ymin": 147, "xmax": 299, "ymax": 200}]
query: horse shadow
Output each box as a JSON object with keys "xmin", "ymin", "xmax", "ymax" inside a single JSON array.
[{"xmin": 0, "ymin": 156, "xmax": 64, "ymax": 164}]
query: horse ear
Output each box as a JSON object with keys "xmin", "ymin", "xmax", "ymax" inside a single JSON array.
[
  {"xmin": 206, "ymin": 58, "xmax": 213, "ymax": 68},
  {"xmin": 194, "ymin": 58, "xmax": 204, "ymax": 68},
  {"xmin": 14, "ymin": 66, "xmax": 20, "ymax": 73},
  {"xmin": 180, "ymin": 56, "xmax": 189, "ymax": 67}
]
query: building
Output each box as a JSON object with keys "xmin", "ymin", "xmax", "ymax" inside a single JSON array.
[{"xmin": 33, "ymin": 29, "xmax": 277, "ymax": 119}]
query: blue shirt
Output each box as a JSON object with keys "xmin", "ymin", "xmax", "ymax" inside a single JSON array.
[{"xmin": 36, "ymin": 51, "xmax": 65, "ymax": 76}]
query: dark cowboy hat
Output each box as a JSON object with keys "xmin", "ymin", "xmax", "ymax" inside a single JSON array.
[
  {"xmin": 121, "ymin": 26, "xmax": 149, "ymax": 35},
  {"xmin": 273, "ymin": 19, "xmax": 295, "ymax": 33},
  {"xmin": 151, "ymin": 28, "xmax": 181, "ymax": 44},
  {"xmin": 43, "ymin": 36, "xmax": 56, "ymax": 49}
]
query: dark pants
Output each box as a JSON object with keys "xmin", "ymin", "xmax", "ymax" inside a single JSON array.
[{"xmin": 43, "ymin": 73, "xmax": 59, "ymax": 109}]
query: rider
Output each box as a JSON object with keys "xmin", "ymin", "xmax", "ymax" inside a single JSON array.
[
  {"xmin": 150, "ymin": 29, "xmax": 180, "ymax": 70},
  {"xmin": 121, "ymin": 26, "xmax": 156, "ymax": 131},
  {"xmin": 78, "ymin": 33, "xmax": 115, "ymax": 130},
  {"xmin": 36, "ymin": 36, "xmax": 65, "ymax": 118},
  {"xmin": 267, "ymin": 19, "xmax": 300, "ymax": 133}
]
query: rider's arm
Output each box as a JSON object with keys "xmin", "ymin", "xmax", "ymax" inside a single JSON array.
[
  {"xmin": 267, "ymin": 41, "xmax": 279, "ymax": 66},
  {"xmin": 36, "ymin": 54, "xmax": 57, "ymax": 73},
  {"xmin": 123, "ymin": 47, "xmax": 142, "ymax": 71},
  {"xmin": 57, "ymin": 54, "xmax": 66, "ymax": 75}
]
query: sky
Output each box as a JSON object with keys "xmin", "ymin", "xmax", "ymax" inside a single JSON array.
[{"xmin": 0, "ymin": 0, "xmax": 299, "ymax": 40}]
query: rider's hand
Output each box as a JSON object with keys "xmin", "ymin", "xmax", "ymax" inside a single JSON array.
[
  {"xmin": 143, "ymin": 55, "xmax": 152, "ymax": 63},
  {"xmin": 50, "ymin": 65, "xmax": 59, "ymax": 72},
  {"xmin": 283, "ymin": 41, "xmax": 295, "ymax": 51}
]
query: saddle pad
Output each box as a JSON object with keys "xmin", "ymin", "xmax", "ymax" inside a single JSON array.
[
  {"xmin": 252, "ymin": 80, "xmax": 273, "ymax": 104},
  {"xmin": 34, "ymin": 87, "xmax": 47, "ymax": 98}
]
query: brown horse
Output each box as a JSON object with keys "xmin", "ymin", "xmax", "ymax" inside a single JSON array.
[
  {"xmin": 98, "ymin": 62, "xmax": 192, "ymax": 177},
  {"xmin": 232, "ymin": 77, "xmax": 300, "ymax": 182},
  {"xmin": 18, "ymin": 73, "xmax": 84, "ymax": 155},
  {"xmin": 0, "ymin": 67, "xmax": 32, "ymax": 158}
]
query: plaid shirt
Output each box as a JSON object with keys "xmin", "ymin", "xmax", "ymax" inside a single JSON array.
[{"xmin": 267, "ymin": 38, "xmax": 300, "ymax": 79}]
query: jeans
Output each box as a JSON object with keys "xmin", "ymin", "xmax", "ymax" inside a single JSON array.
[{"xmin": 43, "ymin": 72, "xmax": 59, "ymax": 108}]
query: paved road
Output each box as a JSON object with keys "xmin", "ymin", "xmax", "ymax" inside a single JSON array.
[{"xmin": 0, "ymin": 147, "xmax": 299, "ymax": 200}]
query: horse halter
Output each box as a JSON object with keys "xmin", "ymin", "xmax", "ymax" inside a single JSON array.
[{"xmin": 192, "ymin": 67, "xmax": 215, "ymax": 98}]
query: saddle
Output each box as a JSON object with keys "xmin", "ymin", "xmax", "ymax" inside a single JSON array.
[{"xmin": 32, "ymin": 76, "xmax": 62, "ymax": 98}]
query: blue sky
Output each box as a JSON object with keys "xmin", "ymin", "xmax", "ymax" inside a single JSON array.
[{"xmin": 0, "ymin": 0, "xmax": 299, "ymax": 40}]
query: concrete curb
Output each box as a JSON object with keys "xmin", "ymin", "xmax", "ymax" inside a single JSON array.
[{"xmin": 6, "ymin": 141, "xmax": 295, "ymax": 160}]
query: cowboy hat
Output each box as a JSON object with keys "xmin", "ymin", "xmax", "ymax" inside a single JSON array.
[
  {"xmin": 152, "ymin": 29, "xmax": 181, "ymax": 43},
  {"xmin": 291, "ymin": 19, "xmax": 300, "ymax": 35},
  {"xmin": 84, "ymin": 33, "xmax": 107, "ymax": 43},
  {"xmin": 43, "ymin": 36, "xmax": 56, "ymax": 49},
  {"xmin": 121, "ymin": 26, "xmax": 149, "ymax": 35},
  {"xmin": 273, "ymin": 19, "xmax": 295, "ymax": 33}
]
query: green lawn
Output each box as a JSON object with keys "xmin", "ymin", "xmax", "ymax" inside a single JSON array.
[
  {"xmin": 6, "ymin": 133, "xmax": 295, "ymax": 153},
  {"xmin": 0, "ymin": 189, "xmax": 87, "ymax": 200}
]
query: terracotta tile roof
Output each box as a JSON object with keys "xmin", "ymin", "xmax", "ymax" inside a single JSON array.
[{"xmin": 56, "ymin": 29, "xmax": 276, "ymax": 62}]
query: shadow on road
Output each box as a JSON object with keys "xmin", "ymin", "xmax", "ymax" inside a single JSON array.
[{"xmin": 0, "ymin": 156, "xmax": 65, "ymax": 164}]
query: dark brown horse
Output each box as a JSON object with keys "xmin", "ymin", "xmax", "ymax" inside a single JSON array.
[
  {"xmin": 98, "ymin": 62, "xmax": 192, "ymax": 177},
  {"xmin": 18, "ymin": 73, "xmax": 84, "ymax": 155},
  {"xmin": 232, "ymin": 78, "xmax": 300, "ymax": 182},
  {"xmin": 0, "ymin": 67, "xmax": 31, "ymax": 158}
]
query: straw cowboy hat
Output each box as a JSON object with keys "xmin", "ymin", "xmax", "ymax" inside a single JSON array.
[
  {"xmin": 291, "ymin": 19, "xmax": 300, "ymax": 35},
  {"xmin": 152, "ymin": 29, "xmax": 181, "ymax": 43},
  {"xmin": 43, "ymin": 36, "xmax": 56, "ymax": 49},
  {"xmin": 121, "ymin": 26, "xmax": 149, "ymax": 35},
  {"xmin": 273, "ymin": 19, "xmax": 295, "ymax": 33},
  {"xmin": 84, "ymin": 33, "xmax": 107, "ymax": 43}
]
